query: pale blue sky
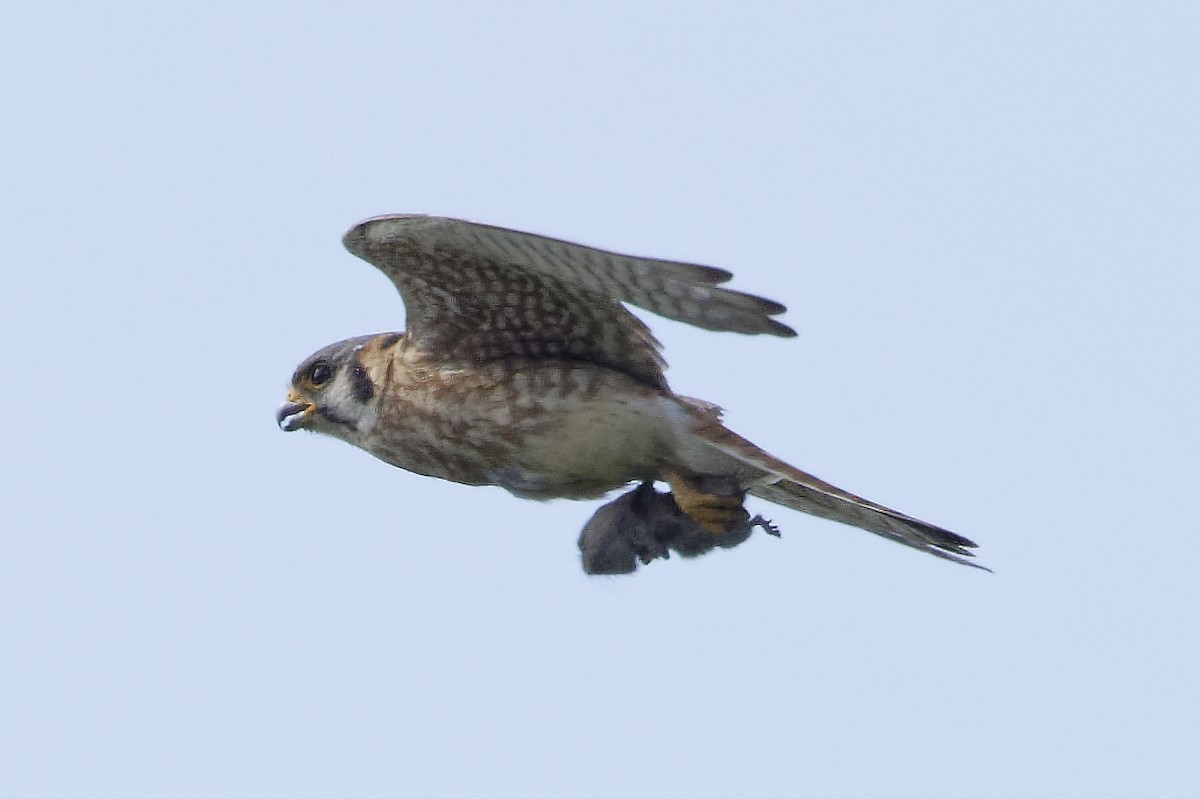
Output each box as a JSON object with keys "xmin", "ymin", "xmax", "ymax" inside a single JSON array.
[{"xmin": 3, "ymin": 2, "xmax": 1198, "ymax": 796}]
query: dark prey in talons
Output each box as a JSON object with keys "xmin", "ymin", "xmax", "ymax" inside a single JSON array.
[{"xmin": 578, "ymin": 482, "xmax": 781, "ymax": 575}]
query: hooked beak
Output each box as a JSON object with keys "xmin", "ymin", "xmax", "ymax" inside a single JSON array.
[{"xmin": 276, "ymin": 388, "xmax": 316, "ymax": 432}]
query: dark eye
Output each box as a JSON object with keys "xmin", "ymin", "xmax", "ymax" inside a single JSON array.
[{"xmin": 308, "ymin": 361, "xmax": 333, "ymax": 386}]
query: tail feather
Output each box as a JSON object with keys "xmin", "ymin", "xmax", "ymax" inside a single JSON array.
[
  {"xmin": 690, "ymin": 416, "xmax": 987, "ymax": 570},
  {"xmin": 748, "ymin": 481, "xmax": 986, "ymax": 570}
]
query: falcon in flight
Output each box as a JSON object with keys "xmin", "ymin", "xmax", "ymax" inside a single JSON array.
[{"xmin": 277, "ymin": 215, "xmax": 981, "ymax": 569}]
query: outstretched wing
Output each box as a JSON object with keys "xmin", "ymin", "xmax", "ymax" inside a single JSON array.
[
  {"xmin": 342, "ymin": 215, "xmax": 795, "ymax": 389},
  {"xmin": 691, "ymin": 416, "xmax": 986, "ymax": 569}
]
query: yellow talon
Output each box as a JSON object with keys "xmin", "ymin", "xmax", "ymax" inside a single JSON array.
[{"xmin": 663, "ymin": 469, "xmax": 750, "ymax": 534}]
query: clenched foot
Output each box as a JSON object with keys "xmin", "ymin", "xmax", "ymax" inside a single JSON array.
[{"xmin": 663, "ymin": 469, "xmax": 751, "ymax": 534}]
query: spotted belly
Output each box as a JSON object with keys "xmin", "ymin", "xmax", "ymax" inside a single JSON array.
[
  {"xmin": 489, "ymin": 392, "xmax": 680, "ymax": 500},
  {"xmin": 361, "ymin": 361, "xmax": 691, "ymax": 499}
]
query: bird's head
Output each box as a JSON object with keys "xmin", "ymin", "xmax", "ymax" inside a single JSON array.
[{"xmin": 276, "ymin": 334, "xmax": 394, "ymax": 439}]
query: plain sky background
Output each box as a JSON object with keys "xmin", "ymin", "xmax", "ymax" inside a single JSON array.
[{"xmin": 3, "ymin": 1, "xmax": 1198, "ymax": 796}]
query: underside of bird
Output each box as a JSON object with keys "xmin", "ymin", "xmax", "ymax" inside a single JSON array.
[{"xmin": 579, "ymin": 396, "xmax": 986, "ymax": 575}]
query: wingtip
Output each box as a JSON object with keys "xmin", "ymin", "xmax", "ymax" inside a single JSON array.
[
  {"xmin": 737, "ymin": 296, "xmax": 795, "ymax": 337},
  {"xmin": 770, "ymin": 319, "xmax": 799, "ymax": 338}
]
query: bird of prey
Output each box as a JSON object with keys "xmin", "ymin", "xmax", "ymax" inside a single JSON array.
[{"xmin": 277, "ymin": 215, "xmax": 981, "ymax": 569}]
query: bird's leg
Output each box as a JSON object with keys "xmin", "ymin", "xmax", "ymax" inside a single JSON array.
[
  {"xmin": 749, "ymin": 515, "xmax": 782, "ymax": 537},
  {"xmin": 662, "ymin": 469, "xmax": 750, "ymax": 535}
]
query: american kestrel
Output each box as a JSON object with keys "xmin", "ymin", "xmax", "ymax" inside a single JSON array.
[{"xmin": 277, "ymin": 215, "xmax": 981, "ymax": 569}]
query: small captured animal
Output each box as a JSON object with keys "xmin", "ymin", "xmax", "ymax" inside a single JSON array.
[
  {"xmin": 579, "ymin": 480, "xmax": 781, "ymax": 575},
  {"xmin": 277, "ymin": 215, "xmax": 984, "ymax": 572}
]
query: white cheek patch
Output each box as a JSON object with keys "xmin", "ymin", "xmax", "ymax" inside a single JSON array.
[{"xmin": 321, "ymin": 376, "xmax": 381, "ymax": 435}]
